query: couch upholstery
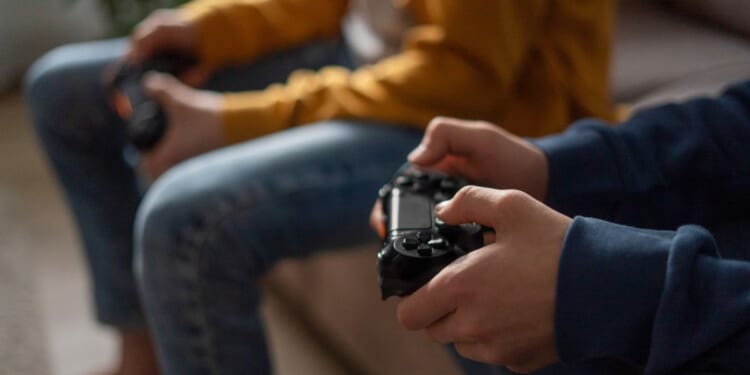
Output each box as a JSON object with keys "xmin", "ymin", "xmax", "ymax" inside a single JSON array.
[
  {"xmin": 613, "ymin": 0, "xmax": 750, "ymax": 103},
  {"xmin": 263, "ymin": 1, "xmax": 750, "ymax": 373}
]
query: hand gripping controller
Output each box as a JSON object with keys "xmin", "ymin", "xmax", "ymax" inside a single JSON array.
[
  {"xmin": 107, "ymin": 52, "xmax": 196, "ymax": 151},
  {"xmin": 377, "ymin": 164, "xmax": 485, "ymax": 299}
]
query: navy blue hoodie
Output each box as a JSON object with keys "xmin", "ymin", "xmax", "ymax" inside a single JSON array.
[{"xmin": 532, "ymin": 81, "xmax": 750, "ymax": 374}]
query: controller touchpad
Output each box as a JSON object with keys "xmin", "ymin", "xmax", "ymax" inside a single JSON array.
[{"xmin": 390, "ymin": 192, "xmax": 432, "ymax": 230}]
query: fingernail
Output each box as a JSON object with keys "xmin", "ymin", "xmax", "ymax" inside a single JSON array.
[
  {"xmin": 435, "ymin": 201, "xmax": 449, "ymax": 214},
  {"xmin": 407, "ymin": 144, "xmax": 427, "ymax": 161},
  {"xmin": 143, "ymin": 72, "xmax": 164, "ymax": 88}
]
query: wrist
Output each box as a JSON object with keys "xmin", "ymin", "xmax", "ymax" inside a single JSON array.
[
  {"xmin": 555, "ymin": 217, "xmax": 670, "ymax": 365},
  {"xmin": 531, "ymin": 120, "xmax": 621, "ymax": 217},
  {"xmin": 505, "ymin": 139, "xmax": 549, "ymax": 202},
  {"xmin": 526, "ymin": 144, "xmax": 549, "ymax": 202}
]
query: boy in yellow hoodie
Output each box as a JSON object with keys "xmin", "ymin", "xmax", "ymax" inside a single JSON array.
[{"xmin": 26, "ymin": 1, "xmax": 612, "ymax": 373}]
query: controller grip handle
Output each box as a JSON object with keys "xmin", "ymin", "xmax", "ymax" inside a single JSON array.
[{"xmin": 128, "ymin": 102, "xmax": 167, "ymax": 151}]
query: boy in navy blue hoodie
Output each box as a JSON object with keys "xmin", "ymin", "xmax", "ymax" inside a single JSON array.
[{"xmin": 377, "ymin": 81, "xmax": 750, "ymax": 374}]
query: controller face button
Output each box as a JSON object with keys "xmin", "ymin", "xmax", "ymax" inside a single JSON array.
[
  {"xmin": 417, "ymin": 231, "xmax": 432, "ymax": 243},
  {"xmin": 460, "ymin": 222, "xmax": 482, "ymax": 234},
  {"xmin": 402, "ymin": 236, "xmax": 420, "ymax": 250},
  {"xmin": 435, "ymin": 218, "xmax": 447, "ymax": 228},
  {"xmin": 417, "ymin": 246, "xmax": 433, "ymax": 256},
  {"xmin": 427, "ymin": 238, "xmax": 448, "ymax": 249}
]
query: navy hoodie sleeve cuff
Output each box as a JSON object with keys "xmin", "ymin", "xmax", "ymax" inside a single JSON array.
[
  {"xmin": 555, "ymin": 216, "xmax": 672, "ymax": 366},
  {"xmin": 531, "ymin": 120, "xmax": 622, "ymax": 218}
]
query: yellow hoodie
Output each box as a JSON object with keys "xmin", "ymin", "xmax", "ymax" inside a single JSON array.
[{"xmin": 180, "ymin": 0, "xmax": 614, "ymax": 143}]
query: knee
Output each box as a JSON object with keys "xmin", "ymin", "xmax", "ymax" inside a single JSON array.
[
  {"xmin": 134, "ymin": 161, "xmax": 272, "ymax": 295},
  {"xmin": 25, "ymin": 45, "xmax": 85, "ymax": 107},
  {"xmin": 24, "ymin": 43, "xmax": 118, "ymax": 138},
  {"xmin": 134, "ymin": 165, "xmax": 223, "ymax": 287},
  {"xmin": 135, "ymin": 169, "xmax": 196, "ymax": 268}
]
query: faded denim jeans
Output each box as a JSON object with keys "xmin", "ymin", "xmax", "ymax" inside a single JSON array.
[
  {"xmin": 25, "ymin": 37, "xmax": 428, "ymax": 373},
  {"xmin": 25, "ymin": 36, "xmax": 562, "ymax": 375}
]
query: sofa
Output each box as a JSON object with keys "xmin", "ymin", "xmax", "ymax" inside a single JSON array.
[
  {"xmin": 0, "ymin": 0, "xmax": 107, "ymax": 92},
  {"xmin": 261, "ymin": 0, "xmax": 750, "ymax": 374}
]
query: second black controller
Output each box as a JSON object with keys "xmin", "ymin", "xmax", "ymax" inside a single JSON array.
[
  {"xmin": 107, "ymin": 52, "xmax": 196, "ymax": 151},
  {"xmin": 377, "ymin": 164, "xmax": 486, "ymax": 299}
]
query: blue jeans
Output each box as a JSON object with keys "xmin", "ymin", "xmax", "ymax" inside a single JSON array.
[
  {"xmin": 25, "ymin": 37, "xmax": 598, "ymax": 375},
  {"xmin": 26, "ymin": 38, "xmax": 434, "ymax": 374},
  {"xmin": 25, "ymin": 37, "xmax": 359, "ymax": 329}
]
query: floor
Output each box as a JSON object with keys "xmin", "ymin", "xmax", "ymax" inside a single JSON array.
[
  {"xmin": 0, "ymin": 89, "xmax": 108, "ymax": 375},
  {"xmin": 0, "ymin": 90, "xmax": 346, "ymax": 375}
]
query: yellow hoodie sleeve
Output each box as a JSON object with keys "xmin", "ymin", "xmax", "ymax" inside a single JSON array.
[
  {"xmin": 182, "ymin": 0, "xmax": 610, "ymax": 143},
  {"xmin": 180, "ymin": 0, "xmax": 349, "ymax": 69}
]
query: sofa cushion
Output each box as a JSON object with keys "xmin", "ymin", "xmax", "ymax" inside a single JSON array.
[
  {"xmin": 631, "ymin": 61, "xmax": 750, "ymax": 111},
  {"xmin": 266, "ymin": 245, "xmax": 462, "ymax": 375},
  {"xmin": 612, "ymin": 0, "xmax": 750, "ymax": 102}
]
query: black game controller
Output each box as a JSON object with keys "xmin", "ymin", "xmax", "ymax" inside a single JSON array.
[
  {"xmin": 107, "ymin": 52, "xmax": 197, "ymax": 151},
  {"xmin": 377, "ymin": 164, "xmax": 486, "ymax": 299}
]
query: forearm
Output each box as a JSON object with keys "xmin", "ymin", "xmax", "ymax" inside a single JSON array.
[
  {"xmin": 219, "ymin": 48, "xmax": 520, "ymax": 141},
  {"xmin": 534, "ymin": 80, "xmax": 750, "ymax": 228},
  {"xmin": 556, "ymin": 217, "xmax": 750, "ymax": 373}
]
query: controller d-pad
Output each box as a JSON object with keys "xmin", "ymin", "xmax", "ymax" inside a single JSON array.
[{"xmin": 417, "ymin": 231, "xmax": 431, "ymax": 243}]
